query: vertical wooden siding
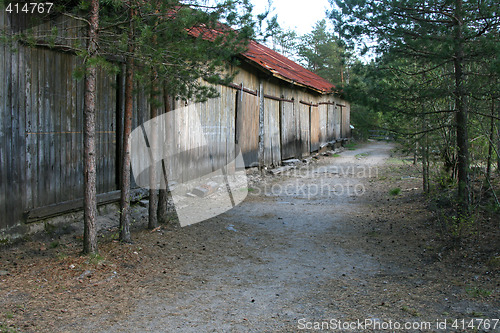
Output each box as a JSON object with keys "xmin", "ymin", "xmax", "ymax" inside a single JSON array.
[
  {"xmin": 335, "ymin": 104, "xmax": 342, "ymax": 140},
  {"xmin": 280, "ymin": 100, "xmax": 297, "ymax": 160},
  {"xmin": 23, "ymin": 48, "xmax": 117, "ymax": 211},
  {"xmin": 0, "ymin": 14, "xmax": 118, "ymax": 230},
  {"xmin": 299, "ymin": 102, "xmax": 310, "ymax": 158},
  {"xmin": 344, "ymin": 102, "xmax": 351, "ymax": 138},
  {"xmin": 310, "ymin": 105, "xmax": 320, "ymax": 152},
  {"xmin": 235, "ymin": 90, "xmax": 259, "ymax": 167},
  {"xmin": 327, "ymin": 104, "xmax": 335, "ymax": 142},
  {"xmin": 0, "ymin": 12, "xmax": 26, "ymax": 229},
  {"xmin": 319, "ymin": 104, "xmax": 328, "ymax": 146},
  {"xmin": 263, "ymin": 98, "xmax": 281, "ymax": 166},
  {"xmin": 1, "ymin": 12, "xmax": 352, "ymax": 231}
]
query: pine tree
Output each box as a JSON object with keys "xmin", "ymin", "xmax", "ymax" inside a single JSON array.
[
  {"xmin": 329, "ymin": 0, "xmax": 500, "ymax": 212},
  {"xmin": 298, "ymin": 20, "xmax": 349, "ymax": 87},
  {"xmin": 82, "ymin": 0, "xmax": 100, "ymax": 254}
]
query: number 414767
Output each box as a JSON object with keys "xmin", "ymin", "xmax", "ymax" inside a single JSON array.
[{"xmin": 5, "ymin": 2, "xmax": 54, "ymax": 14}]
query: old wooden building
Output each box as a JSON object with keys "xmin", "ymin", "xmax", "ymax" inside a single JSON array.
[{"xmin": 0, "ymin": 11, "xmax": 351, "ymax": 237}]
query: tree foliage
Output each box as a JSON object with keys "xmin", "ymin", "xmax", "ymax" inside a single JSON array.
[
  {"xmin": 329, "ymin": 0, "xmax": 500, "ymax": 214},
  {"xmin": 298, "ymin": 20, "xmax": 349, "ymax": 88}
]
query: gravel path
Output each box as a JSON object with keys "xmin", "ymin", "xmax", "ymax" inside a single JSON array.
[
  {"xmin": 98, "ymin": 141, "xmax": 497, "ymax": 332},
  {"xmin": 2, "ymin": 141, "xmax": 498, "ymax": 333}
]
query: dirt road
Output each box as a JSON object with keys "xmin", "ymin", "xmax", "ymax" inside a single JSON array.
[{"xmin": 1, "ymin": 141, "xmax": 498, "ymax": 332}]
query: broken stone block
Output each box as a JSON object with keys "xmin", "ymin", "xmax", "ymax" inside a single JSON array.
[
  {"xmin": 192, "ymin": 181, "xmax": 219, "ymax": 197},
  {"xmin": 282, "ymin": 159, "xmax": 301, "ymax": 166}
]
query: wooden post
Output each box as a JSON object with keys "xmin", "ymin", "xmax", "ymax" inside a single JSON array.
[{"xmin": 258, "ymin": 80, "xmax": 265, "ymax": 171}]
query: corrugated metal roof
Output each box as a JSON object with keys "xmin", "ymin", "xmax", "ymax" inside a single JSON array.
[
  {"xmin": 188, "ymin": 25, "xmax": 335, "ymax": 94},
  {"xmin": 241, "ymin": 40, "xmax": 335, "ymax": 94}
]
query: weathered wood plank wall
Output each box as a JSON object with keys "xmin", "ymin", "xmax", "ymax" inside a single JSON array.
[
  {"xmin": 235, "ymin": 90, "xmax": 259, "ymax": 167},
  {"xmin": 327, "ymin": 104, "xmax": 335, "ymax": 141},
  {"xmin": 279, "ymin": 100, "xmax": 297, "ymax": 160},
  {"xmin": 319, "ymin": 104, "xmax": 328, "ymax": 147},
  {"xmin": 0, "ymin": 12, "xmax": 121, "ymax": 231},
  {"xmin": 310, "ymin": 105, "xmax": 320, "ymax": 152},
  {"xmin": 299, "ymin": 102, "xmax": 311, "ymax": 158},
  {"xmin": 0, "ymin": 12, "xmax": 351, "ymax": 233}
]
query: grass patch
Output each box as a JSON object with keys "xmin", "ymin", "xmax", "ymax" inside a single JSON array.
[
  {"xmin": 389, "ymin": 188, "xmax": 401, "ymax": 196},
  {"xmin": 469, "ymin": 311, "xmax": 485, "ymax": 318},
  {"xmin": 386, "ymin": 157, "xmax": 406, "ymax": 165},
  {"xmin": 49, "ymin": 241, "xmax": 60, "ymax": 249},
  {"xmin": 487, "ymin": 255, "xmax": 500, "ymax": 269},
  {"xmin": 344, "ymin": 142, "xmax": 357, "ymax": 150},
  {"xmin": 401, "ymin": 306, "xmax": 421, "ymax": 317},
  {"xmin": 0, "ymin": 323, "xmax": 18, "ymax": 333},
  {"xmin": 366, "ymin": 230, "xmax": 380, "ymax": 238},
  {"xmin": 466, "ymin": 286, "xmax": 492, "ymax": 298},
  {"xmin": 0, "ymin": 238, "xmax": 11, "ymax": 246},
  {"xmin": 56, "ymin": 253, "xmax": 68, "ymax": 261},
  {"xmin": 86, "ymin": 253, "xmax": 105, "ymax": 266},
  {"xmin": 355, "ymin": 152, "xmax": 369, "ymax": 158},
  {"xmin": 332, "ymin": 153, "xmax": 341, "ymax": 157}
]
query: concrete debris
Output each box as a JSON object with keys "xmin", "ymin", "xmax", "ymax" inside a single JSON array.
[
  {"xmin": 138, "ymin": 200, "xmax": 149, "ymax": 208},
  {"xmin": 77, "ymin": 270, "xmax": 93, "ymax": 280},
  {"xmin": 226, "ymin": 224, "xmax": 237, "ymax": 232},
  {"xmin": 192, "ymin": 181, "xmax": 219, "ymax": 198},
  {"xmin": 282, "ymin": 159, "xmax": 301, "ymax": 166},
  {"xmin": 270, "ymin": 165, "xmax": 294, "ymax": 175}
]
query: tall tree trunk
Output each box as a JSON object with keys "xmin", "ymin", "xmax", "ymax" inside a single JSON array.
[
  {"xmin": 119, "ymin": 2, "xmax": 135, "ymax": 243},
  {"xmin": 148, "ymin": 73, "xmax": 159, "ymax": 229},
  {"xmin": 83, "ymin": 0, "xmax": 99, "ymax": 254},
  {"xmin": 453, "ymin": 0, "xmax": 470, "ymax": 213},
  {"xmin": 497, "ymin": 99, "xmax": 500, "ymax": 173},
  {"xmin": 157, "ymin": 90, "xmax": 172, "ymax": 224},
  {"xmin": 486, "ymin": 99, "xmax": 495, "ymax": 180},
  {"xmin": 422, "ymin": 110, "xmax": 430, "ymax": 193}
]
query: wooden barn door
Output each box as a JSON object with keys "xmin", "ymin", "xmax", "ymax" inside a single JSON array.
[
  {"xmin": 327, "ymin": 104, "xmax": 335, "ymax": 142},
  {"xmin": 319, "ymin": 104, "xmax": 328, "ymax": 147},
  {"xmin": 280, "ymin": 99, "xmax": 298, "ymax": 160},
  {"xmin": 235, "ymin": 90, "xmax": 259, "ymax": 167},
  {"xmin": 310, "ymin": 105, "xmax": 320, "ymax": 152}
]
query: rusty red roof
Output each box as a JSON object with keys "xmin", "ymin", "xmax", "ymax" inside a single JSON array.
[
  {"xmin": 188, "ymin": 25, "xmax": 335, "ymax": 94},
  {"xmin": 241, "ymin": 40, "xmax": 335, "ymax": 94}
]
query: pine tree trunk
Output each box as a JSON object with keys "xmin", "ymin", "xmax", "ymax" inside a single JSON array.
[
  {"xmin": 119, "ymin": 2, "xmax": 135, "ymax": 243},
  {"xmin": 148, "ymin": 74, "xmax": 159, "ymax": 229},
  {"xmin": 453, "ymin": 0, "xmax": 470, "ymax": 213},
  {"xmin": 486, "ymin": 99, "xmax": 495, "ymax": 181},
  {"xmin": 83, "ymin": 0, "xmax": 99, "ymax": 254},
  {"xmin": 497, "ymin": 99, "xmax": 500, "ymax": 173},
  {"xmin": 421, "ymin": 111, "xmax": 430, "ymax": 194},
  {"xmin": 157, "ymin": 91, "xmax": 172, "ymax": 224}
]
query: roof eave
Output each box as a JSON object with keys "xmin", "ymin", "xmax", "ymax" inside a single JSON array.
[{"xmin": 238, "ymin": 56, "xmax": 333, "ymax": 95}]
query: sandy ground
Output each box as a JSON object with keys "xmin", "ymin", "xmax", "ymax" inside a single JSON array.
[{"xmin": 1, "ymin": 141, "xmax": 499, "ymax": 333}]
